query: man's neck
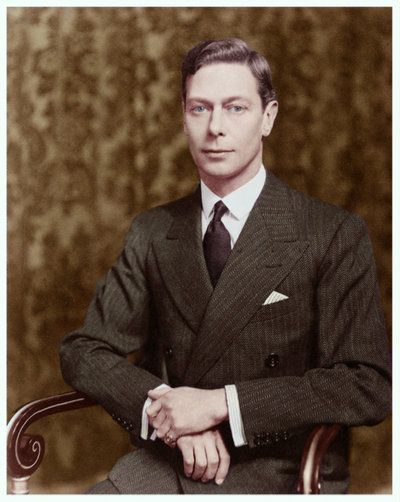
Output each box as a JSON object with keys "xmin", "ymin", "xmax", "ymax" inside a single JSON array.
[{"xmin": 200, "ymin": 164, "xmax": 264, "ymax": 198}]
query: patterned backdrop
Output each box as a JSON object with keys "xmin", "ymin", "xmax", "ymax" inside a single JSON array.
[{"xmin": 7, "ymin": 7, "xmax": 391, "ymax": 494}]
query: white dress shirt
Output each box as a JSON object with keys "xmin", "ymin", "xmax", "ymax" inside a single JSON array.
[
  {"xmin": 201, "ymin": 165, "xmax": 266, "ymax": 446},
  {"xmin": 201, "ymin": 164, "xmax": 266, "ymax": 247},
  {"xmin": 141, "ymin": 165, "xmax": 267, "ymax": 447}
]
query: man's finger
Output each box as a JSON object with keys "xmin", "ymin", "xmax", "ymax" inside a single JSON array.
[
  {"xmin": 178, "ymin": 439, "xmax": 195, "ymax": 477},
  {"xmin": 146, "ymin": 399, "xmax": 162, "ymax": 418},
  {"xmin": 148, "ymin": 387, "xmax": 170, "ymax": 399},
  {"xmin": 192, "ymin": 441, "xmax": 207, "ymax": 480},
  {"xmin": 152, "ymin": 409, "xmax": 166, "ymax": 429},
  {"xmin": 215, "ymin": 433, "xmax": 230, "ymax": 485},
  {"xmin": 155, "ymin": 417, "xmax": 172, "ymax": 439},
  {"xmin": 201, "ymin": 434, "xmax": 219, "ymax": 483}
]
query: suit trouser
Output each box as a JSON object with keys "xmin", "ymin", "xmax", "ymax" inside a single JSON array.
[
  {"xmin": 86, "ymin": 446, "xmax": 183, "ymax": 494},
  {"xmin": 84, "ymin": 431, "xmax": 349, "ymax": 494},
  {"xmin": 86, "ymin": 479, "xmax": 119, "ymax": 494},
  {"xmin": 86, "ymin": 478, "xmax": 183, "ymax": 494}
]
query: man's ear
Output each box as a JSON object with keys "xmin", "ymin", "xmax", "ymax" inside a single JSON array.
[
  {"xmin": 182, "ymin": 100, "xmax": 188, "ymax": 135},
  {"xmin": 261, "ymin": 100, "xmax": 278, "ymax": 137}
]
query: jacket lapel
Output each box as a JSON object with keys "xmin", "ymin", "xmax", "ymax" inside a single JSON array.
[
  {"xmin": 152, "ymin": 189, "xmax": 213, "ymax": 334},
  {"xmin": 183, "ymin": 173, "xmax": 309, "ymax": 386}
]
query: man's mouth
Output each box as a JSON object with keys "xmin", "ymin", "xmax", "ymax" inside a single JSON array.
[
  {"xmin": 203, "ymin": 148, "xmax": 233, "ymax": 160},
  {"xmin": 202, "ymin": 149, "xmax": 234, "ymax": 154}
]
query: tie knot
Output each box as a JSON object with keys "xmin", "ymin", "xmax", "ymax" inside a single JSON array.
[{"xmin": 213, "ymin": 200, "xmax": 228, "ymax": 222}]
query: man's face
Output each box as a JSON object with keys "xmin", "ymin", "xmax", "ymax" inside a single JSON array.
[{"xmin": 183, "ymin": 63, "xmax": 277, "ymax": 195}]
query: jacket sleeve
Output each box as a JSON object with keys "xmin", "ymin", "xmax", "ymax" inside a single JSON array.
[
  {"xmin": 235, "ymin": 214, "xmax": 392, "ymax": 448},
  {"xmin": 59, "ymin": 213, "xmax": 164, "ymax": 442}
]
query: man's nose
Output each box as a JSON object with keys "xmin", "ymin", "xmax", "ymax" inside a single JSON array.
[{"xmin": 208, "ymin": 109, "xmax": 225, "ymax": 137}]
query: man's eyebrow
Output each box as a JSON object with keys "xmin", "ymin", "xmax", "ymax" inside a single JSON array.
[
  {"xmin": 222, "ymin": 96, "xmax": 250, "ymax": 104},
  {"xmin": 186, "ymin": 96, "xmax": 251, "ymax": 106},
  {"xmin": 186, "ymin": 97, "xmax": 213, "ymax": 106}
]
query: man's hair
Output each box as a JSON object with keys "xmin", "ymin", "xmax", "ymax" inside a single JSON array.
[{"xmin": 181, "ymin": 38, "xmax": 277, "ymax": 110}]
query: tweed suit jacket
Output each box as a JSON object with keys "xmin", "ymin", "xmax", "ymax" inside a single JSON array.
[{"xmin": 60, "ymin": 171, "xmax": 391, "ymax": 494}]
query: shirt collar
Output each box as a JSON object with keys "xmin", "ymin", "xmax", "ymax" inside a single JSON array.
[{"xmin": 201, "ymin": 165, "xmax": 267, "ymax": 220}]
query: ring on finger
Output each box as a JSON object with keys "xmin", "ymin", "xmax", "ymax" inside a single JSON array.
[{"xmin": 165, "ymin": 434, "xmax": 175, "ymax": 444}]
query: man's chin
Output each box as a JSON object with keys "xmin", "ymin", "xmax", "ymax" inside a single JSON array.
[{"xmin": 198, "ymin": 165, "xmax": 240, "ymax": 181}]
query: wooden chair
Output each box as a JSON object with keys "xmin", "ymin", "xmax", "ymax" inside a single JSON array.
[{"xmin": 7, "ymin": 390, "xmax": 341, "ymax": 494}]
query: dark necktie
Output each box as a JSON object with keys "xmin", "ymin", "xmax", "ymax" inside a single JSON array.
[{"xmin": 203, "ymin": 200, "xmax": 231, "ymax": 287}]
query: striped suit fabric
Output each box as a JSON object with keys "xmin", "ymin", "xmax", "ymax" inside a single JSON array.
[{"xmin": 60, "ymin": 171, "xmax": 391, "ymax": 494}]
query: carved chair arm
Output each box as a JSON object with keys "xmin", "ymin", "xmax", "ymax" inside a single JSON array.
[
  {"xmin": 296, "ymin": 424, "xmax": 342, "ymax": 494},
  {"xmin": 7, "ymin": 390, "xmax": 341, "ymax": 494},
  {"xmin": 7, "ymin": 390, "xmax": 96, "ymax": 494}
]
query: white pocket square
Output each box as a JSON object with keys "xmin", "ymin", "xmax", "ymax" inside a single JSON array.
[{"xmin": 263, "ymin": 291, "xmax": 289, "ymax": 305}]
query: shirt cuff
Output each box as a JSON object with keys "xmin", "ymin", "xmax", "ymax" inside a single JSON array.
[
  {"xmin": 140, "ymin": 383, "xmax": 170, "ymax": 440},
  {"xmin": 225, "ymin": 384, "xmax": 247, "ymax": 446}
]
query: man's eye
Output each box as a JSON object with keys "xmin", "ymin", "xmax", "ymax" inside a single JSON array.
[
  {"xmin": 192, "ymin": 105, "xmax": 207, "ymax": 113},
  {"xmin": 228, "ymin": 105, "xmax": 245, "ymax": 113}
]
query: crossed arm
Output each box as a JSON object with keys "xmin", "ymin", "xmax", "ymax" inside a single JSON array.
[
  {"xmin": 146, "ymin": 385, "xmax": 231, "ymax": 484},
  {"xmin": 60, "ymin": 212, "xmax": 391, "ymax": 487}
]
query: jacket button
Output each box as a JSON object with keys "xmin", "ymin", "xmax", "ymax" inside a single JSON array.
[
  {"xmin": 254, "ymin": 438, "xmax": 261, "ymax": 447},
  {"xmin": 265, "ymin": 353, "xmax": 279, "ymax": 368},
  {"xmin": 165, "ymin": 347, "xmax": 173, "ymax": 357},
  {"xmin": 254, "ymin": 434, "xmax": 262, "ymax": 447}
]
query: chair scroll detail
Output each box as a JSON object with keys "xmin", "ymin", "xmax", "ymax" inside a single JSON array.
[
  {"xmin": 7, "ymin": 390, "xmax": 341, "ymax": 494},
  {"xmin": 7, "ymin": 391, "xmax": 95, "ymax": 494},
  {"xmin": 296, "ymin": 424, "xmax": 342, "ymax": 494}
]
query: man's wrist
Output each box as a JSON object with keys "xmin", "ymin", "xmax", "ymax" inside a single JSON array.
[{"xmin": 210, "ymin": 388, "xmax": 229, "ymax": 424}]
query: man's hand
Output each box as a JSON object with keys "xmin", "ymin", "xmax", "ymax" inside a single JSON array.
[
  {"xmin": 147, "ymin": 386, "xmax": 228, "ymax": 441},
  {"xmin": 177, "ymin": 428, "xmax": 230, "ymax": 485}
]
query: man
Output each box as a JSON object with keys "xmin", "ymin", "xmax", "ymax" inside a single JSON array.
[{"xmin": 59, "ymin": 38, "xmax": 391, "ymax": 494}]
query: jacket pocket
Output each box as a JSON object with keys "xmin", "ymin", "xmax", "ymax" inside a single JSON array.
[{"xmin": 248, "ymin": 295, "xmax": 300, "ymax": 323}]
